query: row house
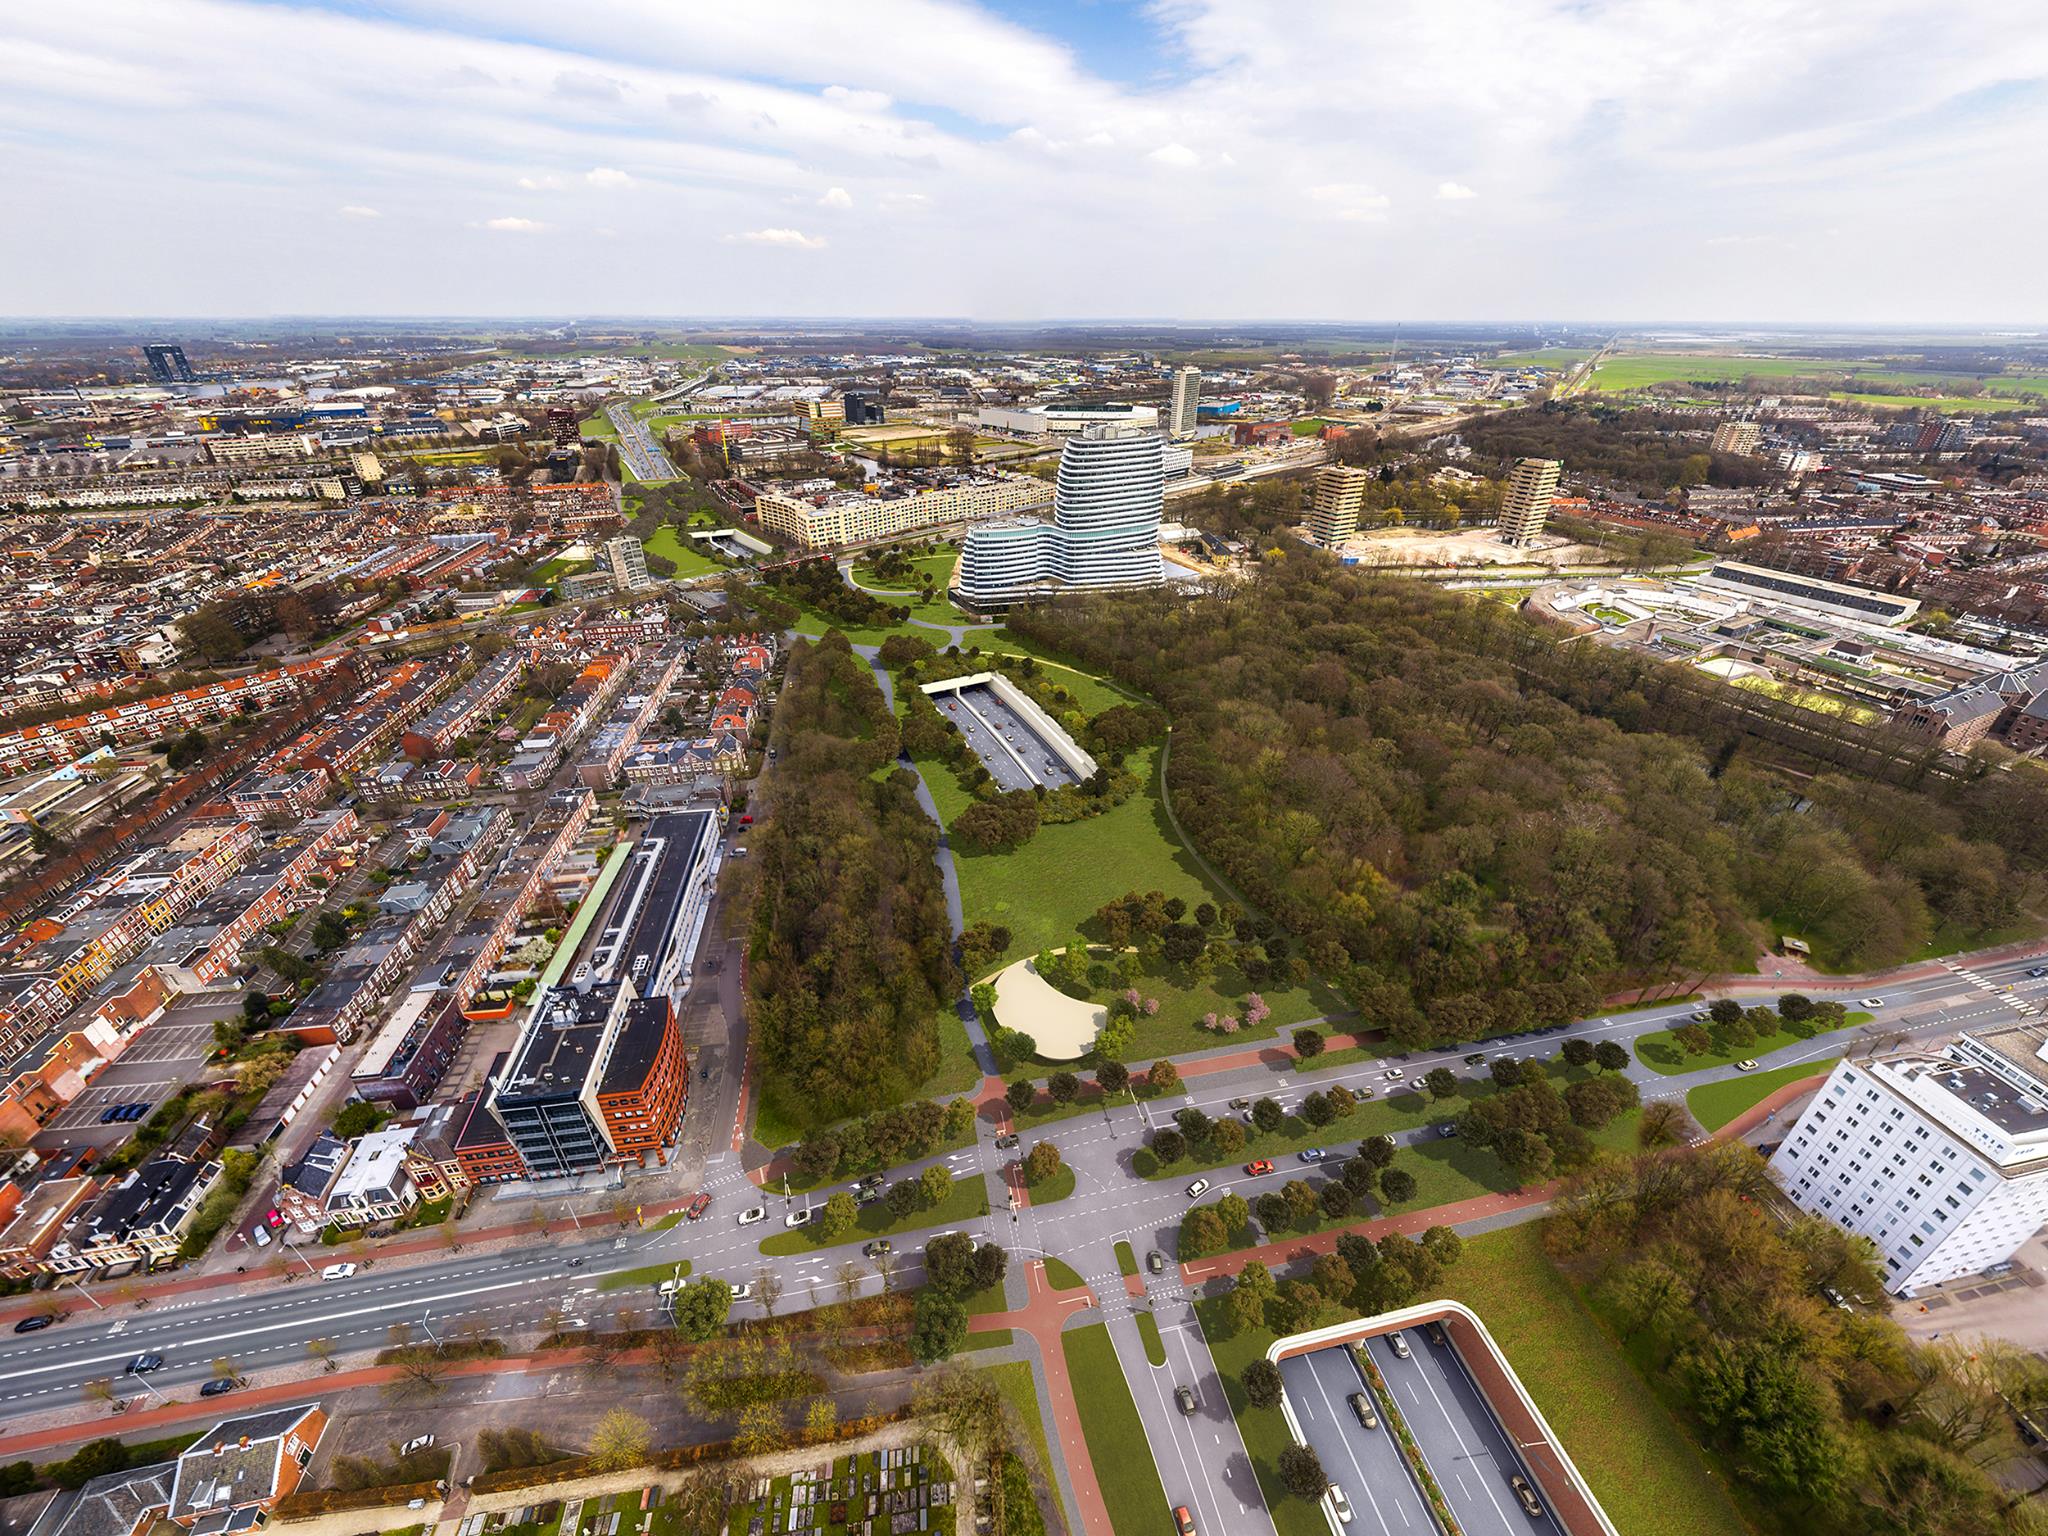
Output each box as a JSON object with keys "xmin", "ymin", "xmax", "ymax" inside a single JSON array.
[
  {"xmin": 0, "ymin": 1174, "xmax": 102, "ymax": 1279},
  {"xmin": 401, "ymin": 647, "xmax": 526, "ymax": 759},
  {"xmin": 620, "ymin": 732, "xmax": 748, "ymax": 786},
  {"xmin": 44, "ymin": 1151, "xmax": 223, "ymax": 1274},
  {"xmin": 225, "ymin": 768, "xmax": 330, "ymax": 820},
  {"xmin": 267, "ymin": 653, "xmax": 459, "ymax": 779},
  {"xmin": 350, "ymin": 988, "xmax": 466, "ymax": 1110}
]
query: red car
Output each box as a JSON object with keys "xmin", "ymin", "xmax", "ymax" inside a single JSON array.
[
  {"xmin": 738, "ymin": 814, "xmax": 753, "ymax": 825},
  {"xmin": 1244, "ymin": 1159, "xmax": 1274, "ymax": 1177},
  {"xmin": 1174, "ymin": 1507, "xmax": 1196, "ymax": 1536},
  {"xmin": 686, "ymin": 1192, "xmax": 712, "ymax": 1221},
  {"xmin": 265, "ymin": 1209, "xmax": 284, "ymax": 1229}
]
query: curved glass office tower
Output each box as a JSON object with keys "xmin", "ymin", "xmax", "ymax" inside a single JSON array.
[{"xmin": 957, "ymin": 425, "xmax": 1165, "ymax": 607}]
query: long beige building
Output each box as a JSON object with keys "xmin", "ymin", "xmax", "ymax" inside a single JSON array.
[
  {"xmin": 1307, "ymin": 464, "xmax": 1372, "ymax": 547},
  {"xmin": 754, "ymin": 473, "xmax": 1047, "ymax": 552},
  {"xmin": 1498, "ymin": 456, "xmax": 1563, "ymax": 546}
]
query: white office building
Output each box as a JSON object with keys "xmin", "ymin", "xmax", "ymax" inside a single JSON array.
[
  {"xmin": 956, "ymin": 425, "xmax": 1166, "ymax": 609},
  {"xmin": 1769, "ymin": 1028, "xmax": 2048, "ymax": 1294},
  {"xmin": 1167, "ymin": 366, "xmax": 1202, "ymax": 438}
]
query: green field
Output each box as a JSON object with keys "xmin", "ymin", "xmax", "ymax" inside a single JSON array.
[
  {"xmin": 1687, "ymin": 1057, "xmax": 1839, "ymax": 1131},
  {"xmin": 1060, "ymin": 1324, "xmax": 1172, "ymax": 1535},
  {"xmin": 1492, "ymin": 348, "xmax": 1597, "ymax": 368},
  {"xmin": 1633, "ymin": 1011, "xmax": 1871, "ymax": 1074},
  {"xmin": 641, "ymin": 523, "xmax": 723, "ymax": 579},
  {"xmin": 1585, "ymin": 351, "xmax": 2042, "ymax": 411},
  {"xmin": 756, "ymin": 1174, "xmax": 990, "ymax": 1255}
]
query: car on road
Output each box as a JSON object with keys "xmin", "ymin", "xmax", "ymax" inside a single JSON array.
[
  {"xmin": 321, "ymin": 1263, "xmax": 356, "ymax": 1280},
  {"xmin": 13, "ymin": 1314, "xmax": 54, "ymax": 1334},
  {"xmin": 1735, "ymin": 1059, "xmax": 1760, "ymax": 1072},
  {"xmin": 729, "ymin": 1282, "xmax": 753, "ymax": 1302},
  {"xmin": 1327, "ymin": 1485, "xmax": 1353, "ymax": 1525},
  {"xmin": 1435, "ymin": 1122, "xmax": 1458, "ymax": 1137},
  {"xmin": 1428, "ymin": 1321, "xmax": 1448, "ymax": 1347},
  {"xmin": 2029, "ymin": 966, "xmax": 2048, "ymax": 979},
  {"xmin": 1389, "ymin": 1330, "xmax": 1410, "ymax": 1359},
  {"xmin": 1464, "ymin": 1052, "xmax": 1486, "ymax": 1065},
  {"xmin": 862, "ymin": 1240, "xmax": 893, "ymax": 1258},
  {"xmin": 1690, "ymin": 1010, "xmax": 1713, "ymax": 1023},
  {"xmin": 1297, "ymin": 1148, "xmax": 1326, "ymax": 1163},
  {"xmin": 401, "ymin": 1434, "xmax": 434, "ymax": 1454},
  {"xmin": 125, "ymin": 1353, "xmax": 164, "ymax": 1374},
  {"xmin": 686, "ymin": 1192, "xmax": 712, "ymax": 1221},
  {"xmin": 1860, "ymin": 997, "xmax": 1885, "ymax": 1009},
  {"xmin": 1173, "ymin": 1507, "xmax": 1196, "ymax": 1536},
  {"xmin": 994, "ymin": 1133, "xmax": 1019, "ymax": 1150},
  {"xmin": 738, "ymin": 1206, "xmax": 767, "ymax": 1226},
  {"xmin": 1185, "ymin": 1179, "xmax": 1210, "ymax": 1200},
  {"xmin": 200, "ymin": 1378, "xmax": 239, "ymax": 1397},
  {"xmin": 1383, "ymin": 1068, "xmax": 1404, "ymax": 1081},
  {"xmin": 784, "ymin": 1207, "xmax": 810, "ymax": 1228},
  {"xmin": 1148, "ymin": 1250, "xmax": 1165, "ymax": 1275},
  {"xmin": 1509, "ymin": 1473, "xmax": 1544, "ymax": 1518},
  {"xmin": 1229, "ymin": 1097, "xmax": 1251, "ymax": 1110},
  {"xmin": 1175, "ymin": 1384, "xmax": 1197, "ymax": 1414},
  {"xmin": 1348, "ymin": 1391, "xmax": 1379, "ymax": 1430},
  {"xmin": 1244, "ymin": 1159, "xmax": 1274, "ymax": 1176}
]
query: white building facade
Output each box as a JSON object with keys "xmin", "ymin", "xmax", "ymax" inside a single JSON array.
[
  {"xmin": 956, "ymin": 425, "xmax": 1166, "ymax": 608},
  {"xmin": 1769, "ymin": 1041, "xmax": 2048, "ymax": 1294}
]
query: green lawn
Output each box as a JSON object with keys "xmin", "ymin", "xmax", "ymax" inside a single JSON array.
[
  {"xmin": 1061, "ymin": 1324, "xmax": 1171, "ymax": 1535},
  {"xmin": 1114, "ymin": 1240, "xmax": 1139, "ymax": 1278},
  {"xmin": 1688, "ymin": 1058, "xmax": 1839, "ymax": 1131},
  {"xmin": 596, "ymin": 1259, "xmax": 691, "ymax": 1292},
  {"xmin": 1200, "ymin": 1223, "xmax": 1748, "ymax": 1536},
  {"xmin": 1634, "ymin": 1011, "xmax": 1871, "ymax": 1074},
  {"xmin": 1043, "ymin": 1256, "xmax": 1087, "ymax": 1292},
  {"xmin": 961, "ymin": 1328, "xmax": 1014, "ymax": 1352},
  {"xmin": 1135, "ymin": 1308, "xmax": 1166, "ymax": 1366},
  {"xmin": 1581, "ymin": 352, "xmax": 2038, "ymax": 413},
  {"xmin": 1025, "ymin": 1164, "xmax": 1076, "ymax": 1206},
  {"xmin": 642, "ymin": 523, "xmax": 723, "ymax": 580},
  {"xmin": 757, "ymin": 1176, "xmax": 990, "ymax": 1256}
]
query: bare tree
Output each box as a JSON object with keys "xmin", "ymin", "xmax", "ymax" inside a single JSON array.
[
  {"xmin": 82, "ymin": 1377, "xmax": 116, "ymax": 1406},
  {"xmin": 306, "ymin": 1338, "xmax": 338, "ymax": 1372},
  {"xmin": 754, "ymin": 1266, "xmax": 784, "ymax": 1319},
  {"xmin": 836, "ymin": 1261, "xmax": 868, "ymax": 1306}
]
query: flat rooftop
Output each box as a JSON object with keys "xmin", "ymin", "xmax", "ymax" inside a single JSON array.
[
  {"xmin": 584, "ymin": 808, "xmax": 716, "ymax": 989},
  {"xmin": 497, "ymin": 981, "xmax": 617, "ymax": 1103}
]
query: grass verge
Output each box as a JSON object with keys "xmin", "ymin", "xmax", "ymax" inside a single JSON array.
[
  {"xmin": 1061, "ymin": 1324, "xmax": 1171, "ymax": 1535},
  {"xmin": 1025, "ymin": 1165, "xmax": 1076, "ymax": 1207},
  {"xmin": 1114, "ymin": 1240, "xmax": 1139, "ymax": 1278},
  {"xmin": 596, "ymin": 1259, "xmax": 690, "ymax": 1292},
  {"xmin": 757, "ymin": 1177, "xmax": 989, "ymax": 1256},
  {"xmin": 1634, "ymin": 1012, "xmax": 1871, "ymax": 1074},
  {"xmin": 1043, "ymin": 1256, "xmax": 1087, "ymax": 1292},
  {"xmin": 1135, "ymin": 1309, "xmax": 1166, "ymax": 1366},
  {"xmin": 1687, "ymin": 1058, "xmax": 1838, "ymax": 1131},
  {"xmin": 961, "ymin": 1329, "xmax": 1014, "ymax": 1352}
]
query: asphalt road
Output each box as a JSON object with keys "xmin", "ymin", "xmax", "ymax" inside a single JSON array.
[
  {"xmin": 1279, "ymin": 1344, "xmax": 1428, "ymax": 1536},
  {"xmin": 605, "ymin": 402, "xmax": 677, "ymax": 481},
  {"xmin": 3, "ymin": 948, "xmax": 2044, "ymax": 1467}
]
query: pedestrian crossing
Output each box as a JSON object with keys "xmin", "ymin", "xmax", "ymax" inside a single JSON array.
[{"xmin": 1941, "ymin": 959, "xmax": 2039, "ymax": 1017}]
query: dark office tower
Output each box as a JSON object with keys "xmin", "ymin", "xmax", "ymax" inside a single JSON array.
[
  {"xmin": 842, "ymin": 390, "xmax": 884, "ymax": 425},
  {"xmin": 144, "ymin": 343, "xmax": 195, "ymax": 384},
  {"xmin": 546, "ymin": 406, "xmax": 580, "ymax": 447}
]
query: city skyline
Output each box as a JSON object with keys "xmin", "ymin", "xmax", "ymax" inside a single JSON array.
[{"xmin": 4, "ymin": 0, "xmax": 2044, "ymax": 321}]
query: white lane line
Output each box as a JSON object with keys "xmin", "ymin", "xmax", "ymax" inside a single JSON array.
[{"xmin": 1304, "ymin": 1355, "xmax": 1402, "ymax": 1535}]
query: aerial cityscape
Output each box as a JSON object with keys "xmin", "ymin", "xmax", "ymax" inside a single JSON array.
[{"xmin": 3, "ymin": 5, "xmax": 2048, "ymax": 1536}]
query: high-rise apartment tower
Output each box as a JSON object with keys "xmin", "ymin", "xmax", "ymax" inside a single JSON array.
[
  {"xmin": 1308, "ymin": 464, "xmax": 1372, "ymax": 548},
  {"xmin": 1497, "ymin": 457, "xmax": 1562, "ymax": 547}
]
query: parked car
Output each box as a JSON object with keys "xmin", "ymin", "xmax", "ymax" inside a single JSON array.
[
  {"xmin": 738, "ymin": 1206, "xmax": 767, "ymax": 1226},
  {"xmin": 251, "ymin": 1226, "xmax": 272, "ymax": 1247},
  {"xmin": 199, "ymin": 1378, "xmax": 239, "ymax": 1398},
  {"xmin": 1463, "ymin": 1052, "xmax": 1486, "ymax": 1065},
  {"xmin": 1175, "ymin": 1384, "xmax": 1197, "ymax": 1415},
  {"xmin": 98, "ymin": 1106, "xmax": 122, "ymax": 1125},
  {"xmin": 1297, "ymin": 1147, "xmax": 1326, "ymax": 1164},
  {"xmin": 729, "ymin": 1282, "xmax": 753, "ymax": 1302},
  {"xmin": 1389, "ymin": 1331, "xmax": 1410, "ymax": 1359},
  {"xmin": 1428, "ymin": 1322, "xmax": 1448, "ymax": 1347},
  {"xmin": 1228, "ymin": 1098, "xmax": 1251, "ymax": 1110},
  {"xmin": 1244, "ymin": 1159, "xmax": 1274, "ymax": 1177},
  {"xmin": 1148, "ymin": 1250, "xmax": 1165, "ymax": 1275},
  {"xmin": 401, "ymin": 1435, "xmax": 435, "ymax": 1454},
  {"xmin": 321, "ymin": 1263, "xmax": 356, "ymax": 1280},
  {"xmin": 1327, "ymin": 1486, "xmax": 1354, "ymax": 1525},
  {"xmin": 13, "ymin": 1314, "xmax": 55, "ymax": 1334},
  {"xmin": 738, "ymin": 814, "xmax": 753, "ymax": 825},
  {"xmin": 1509, "ymin": 1474, "xmax": 1544, "ymax": 1518},
  {"xmin": 1735, "ymin": 1059, "xmax": 1760, "ymax": 1072},
  {"xmin": 1348, "ymin": 1391, "xmax": 1379, "ymax": 1429},
  {"xmin": 125, "ymin": 1353, "xmax": 164, "ymax": 1374},
  {"xmin": 686, "ymin": 1192, "xmax": 712, "ymax": 1221},
  {"xmin": 265, "ymin": 1209, "xmax": 284, "ymax": 1229}
]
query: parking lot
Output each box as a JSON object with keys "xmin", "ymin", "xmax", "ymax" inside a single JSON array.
[
  {"xmin": 35, "ymin": 998, "xmax": 236, "ymax": 1146},
  {"xmin": 937, "ymin": 683, "xmax": 1082, "ymax": 792}
]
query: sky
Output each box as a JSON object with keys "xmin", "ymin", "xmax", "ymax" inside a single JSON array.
[{"xmin": 3, "ymin": 0, "xmax": 2045, "ymax": 322}]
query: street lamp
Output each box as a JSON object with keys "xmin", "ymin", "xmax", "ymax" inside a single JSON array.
[
  {"xmin": 61, "ymin": 1273, "xmax": 105, "ymax": 1311},
  {"xmin": 281, "ymin": 1232, "xmax": 316, "ymax": 1275}
]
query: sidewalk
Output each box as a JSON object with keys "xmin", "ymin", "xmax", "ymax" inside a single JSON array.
[{"xmin": 967, "ymin": 1259, "xmax": 1110, "ymax": 1534}]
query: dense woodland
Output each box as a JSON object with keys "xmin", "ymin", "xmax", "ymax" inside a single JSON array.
[
  {"xmin": 1458, "ymin": 400, "xmax": 1783, "ymax": 498},
  {"xmin": 1010, "ymin": 561, "xmax": 2043, "ymax": 1046},
  {"xmin": 743, "ymin": 633, "xmax": 958, "ymax": 1127},
  {"xmin": 1551, "ymin": 1143, "xmax": 2048, "ymax": 1535}
]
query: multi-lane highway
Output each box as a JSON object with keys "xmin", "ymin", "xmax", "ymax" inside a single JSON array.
[
  {"xmin": 4, "ymin": 945, "xmax": 2043, "ymax": 1520},
  {"xmin": 604, "ymin": 401, "xmax": 677, "ymax": 481}
]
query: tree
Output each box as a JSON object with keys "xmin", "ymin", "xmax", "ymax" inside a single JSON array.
[
  {"xmin": 1638, "ymin": 1100, "xmax": 1692, "ymax": 1149},
  {"xmin": 911, "ymin": 1291, "xmax": 968, "ymax": 1363},
  {"xmin": 754, "ymin": 1266, "xmax": 784, "ymax": 1318},
  {"xmin": 919, "ymin": 1163, "xmax": 954, "ymax": 1208},
  {"xmin": 1024, "ymin": 1141, "xmax": 1062, "ymax": 1186},
  {"xmin": 1497, "ymin": 1127, "xmax": 1556, "ymax": 1184},
  {"xmin": 1006, "ymin": 1078, "xmax": 1037, "ymax": 1113},
  {"xmin": 1046, "ymin": 1071, "xmax": 1079, "ymax": 1105},
  {"xmin": 1150, "ymin": 1128, "xmax": 1186, "ymax": 1164},
  {"xmin": 1096, "ymin": 1059, "xmax": 1130, "ymax": 1096},
  {"xmin": 886, "ymin": 1180, "xmax": 919, "ymax": 1219},
  {"xmin": 1303, "ymin": 1091, "xmax": 1335, "ymax": 1127},
  {"xmin": 1180, "ymin": 1206, "xmax": 1228, "ymax": 1257},
  {"xmin": 1674, "ymin": 1023, "xmax": 1714, "ymax": 1057},
  {"xmin": 1282, "ymin": 1180, "xmax": 1319, "ymax": 1228},
  {"xmin": 803, "ymin": 1395, "xmax": 838, "ymax": 1446},
  {"xmin": 1280, "ymin": 1444, "xmax": 1329, "ymax": 1499},
  {"xmin": 971, "ymin": 1242, "xmax": 1008, "ymax": 1292},
  {"xmin": 1709, "ymin": 998, "xmax": 1743, "ymax": 1026},
  {"xmin": 305, "ymin": 1338, "xmax": 338, "ymax": 1372},
  {"xmin": 1291, "ymin": 1027, "xmax": 1326, "ymax": 1059},
  {"xmin": 1148, "ymin": 1059, "xmax": 1181, "ymax": 1095},
  {"xmin": 1593, "ymin": 1041, "xmax": 1629, "ymax": 1072},
  {"xmin": 818, "ymin": 1191, "xmax": 858, "ymax": 1241},
  {"xmin": 1420, "ymin": 1225, "xmax": 1462, "ymax": 1267},
  {"xmin": 1251, "ymin": 1097, "xmax": 1285, "ymax": 1133},
  {"xmin": 1320, "ymin": 1183, "xmax": 1353, "ymax": 1220},
  {"xmin": 1244, "ymin": 1359, "xmax": 1283, "ymax": 1409},
  {"xmin": 1212, "ymin": 1117, "xmax": 1247, "ymax": 1157},
  {"xmin": 588, "ymin": 1408, "xmax": 653, "ymax": 1472},
  {"xmin": 836, "ymin": 1261, "xmax": 867, "ymax": 1306},
  {"xmin": 332, "ymin": 1100, "xmax": 384, "ymax": 1139},
  {"xmin": 733, "ymin": 1402, "xmax": 788, "ymax": 1457},
  {"xmin": 1256, "ymin": 1191, "xmax": 1289, "ymax": 1232},
  {"xmin": 1561, "ymin": 1038, "xmax": 1594, "ymax": 1069},
  {"xmin": 925, "ymin": 1232, "xmax": 977, "ymax": 1297},
  {"xmin": 1424, "ymin": 1066, "xmax": 1459, "ymax": 1101},
  {"xmin": 1379, "ymin": 1168, "xmax": 1416, "ymax": 1204},
  {"xmin": 1359, "ymin": 1134, "xmax": 1396, "ymax": 1168}
]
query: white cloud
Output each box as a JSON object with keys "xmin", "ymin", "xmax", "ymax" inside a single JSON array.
[
  {"xmin": 517, "ymin": 174, "xmax": 566, "ymax": 192},
  {"xmin": 722, "ymin": 227, "xmax": 828, "ymax": 249},
  {"xmin": 1309, "ymin": 183, "xmax": 1392, "ymax": 221},
  {"xmin": 478, "ymin": 216, "xmax": 548, "ymax": 232},
  {"xmin": 1148, "ymin": 142, "xmax": 1200, "ymax": 167},
  {"xmin": 338, "ymin": 204, "xmax": 380, "ymax": 218},
  {"xmin": 818, "ymin": 185, "xmax": 853, "ymax": 208},
  {"xmin": 585, "ymin": 166, "xmax": 632, "ymax": 187},
  {"xmin": 822, "ymin": 84, "xmax": 892, "ymax": 113},
  {"xmin": 1435, "ymin": 180, "xmax": 1477, "ymax": 200}
]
